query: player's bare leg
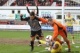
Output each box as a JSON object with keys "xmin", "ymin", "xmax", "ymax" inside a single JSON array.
[
  {"xmin": 71, "ymin": 34, "xmax": 75, "ymax": 44},
  {"xmin": 59, "ymin": 30, "xmax": 71, "ymax": 52},
  {"xmin": 63, "ymin": 38, "xmax": 71, "ymax": 52}
]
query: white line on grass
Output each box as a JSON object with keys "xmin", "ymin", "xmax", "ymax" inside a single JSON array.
[{"xmin": 74, "ymin": 46, "xmax": 80, "ymax": 48}]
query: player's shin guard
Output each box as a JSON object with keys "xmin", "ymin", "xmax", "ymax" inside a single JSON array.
[{"xmin": 30, "ymin": 41, "xmax": 34, "ymax": 51}]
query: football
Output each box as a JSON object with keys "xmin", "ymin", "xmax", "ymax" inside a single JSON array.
[{"xmin": 45, "ymin": 35, "xmax": 52, "ymax": 42}]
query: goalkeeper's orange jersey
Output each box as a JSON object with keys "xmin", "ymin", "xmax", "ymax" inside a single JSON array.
[
  {"xmin": 51, "ymin": 19, "xmax": 67, "ymax": 40},
  {"xmin": 39, "ymin": 18, "xmax": 67, "ymax": 40}
]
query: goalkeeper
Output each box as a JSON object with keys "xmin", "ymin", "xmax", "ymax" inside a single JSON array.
[{"xmin": 41, "ymin": 18, "xmax": 71, "ymax": 52}]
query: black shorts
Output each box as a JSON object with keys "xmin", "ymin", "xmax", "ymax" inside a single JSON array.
[{"xmin": 31, "ymin": 29, "xmax": 43, "ymax": 37}]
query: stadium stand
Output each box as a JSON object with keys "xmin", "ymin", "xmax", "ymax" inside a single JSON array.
[
  {"xmin": 0, "ymin": 20, "xmax": 26, "ymax": 25},
  {"xmin": 65, "ymin": 0, "xmax": 80, "ymax": 6},
  {"xmin": 0, "ymin": 0, "xmax": 80, "ymax": 6},
  {"xmin": 0, "ymin": 0, "xmax": 8, "ymax": 6},
  {"xmin": 0, "ymin": 0, "xmax": 80, "ymax": 25}
]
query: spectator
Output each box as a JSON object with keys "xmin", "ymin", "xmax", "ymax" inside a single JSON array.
[
  {"xmin": 0, "ymin": 0, "xmax": 4, "ymax": 6},
  {"xmin": 0, "ymin": 1, "xmax": 2, "ymax": 6},
  {"xmin": 45, "ymin": 0, "xmax": 51, "ymax": 6},
  {"xmin": 11, "ymin": 1, "xmax": 16, "ymax": 6},
  {"xmin": 1, "ymin": 0, "xmax": 80, "ymax": 6}
]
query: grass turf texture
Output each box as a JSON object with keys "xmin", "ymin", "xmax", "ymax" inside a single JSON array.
[{"xmin": 0, "ymin": 30, "xmax": 80, "ymax": 53}]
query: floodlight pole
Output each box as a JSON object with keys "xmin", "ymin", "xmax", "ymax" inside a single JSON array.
[
  {"xmin": 62, "ymin": 0, "xmax": 65, "ymax": 25},
  {"xmin": 61, "ymin": 0, "xmax": 65, "ymax": 41}
]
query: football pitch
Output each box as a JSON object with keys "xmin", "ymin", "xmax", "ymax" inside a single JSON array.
[{"xmin": 0, "ymin": 30, "xmax": 80, "ymax": 53}]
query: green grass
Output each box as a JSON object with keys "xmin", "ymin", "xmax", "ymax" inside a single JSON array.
[
  {"xmin": 0, "ymin": 44, "xmax": 29, "ymax": 53},
  {"xmin": 0, "ymin": 31, "xmax": 52, "ymax": 39},
  {"xmin": 0, "ymin": 44, "xmax": 80, "ymax": 53},
  {"xmin": 0, "ymin": 31, "xmax": 30, "ymax": 39},
  {"xmin": 0, "ymin": 44, "xmax": 50, "ymax": 53},
  {"xmin": 0, "ymin": 30, "xmax": 80, "ymax": 53}
]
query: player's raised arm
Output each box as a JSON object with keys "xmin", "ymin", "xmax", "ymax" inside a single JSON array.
[
  {"xmin": 36, "ymin": 5, "xmax": 39, "ymax": 16},
  {"xmin": 35, "ymin": 1, "xmax": 39, "ymax": 16},
  {"xmin": 26, "ymin": 4, "xmax": 30, "ymax": 15}
]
